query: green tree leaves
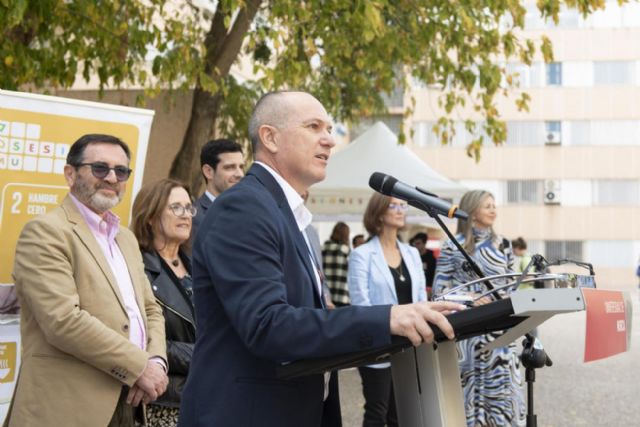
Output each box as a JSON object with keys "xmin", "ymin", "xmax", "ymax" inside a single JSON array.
[
  {"xmin": 0, "ymin": 0, "xmax": 609, "ymax": 174},
  {"xmin": 0, "ymin": 0, "xmax": 202, "ymax": 92}
]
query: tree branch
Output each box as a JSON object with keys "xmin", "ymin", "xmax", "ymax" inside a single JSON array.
[
  {"xmin": 203, "ymin": 2, "xmax": 231, "ymax": 73},
  {"xmin": 204, "ymin": 0, "xmax": 262, "ymax": 79}
]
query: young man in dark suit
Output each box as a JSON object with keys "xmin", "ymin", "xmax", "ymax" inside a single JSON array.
[{"xmin": 192, "ymin": 138, "xmax": 245, "ymax": 238}]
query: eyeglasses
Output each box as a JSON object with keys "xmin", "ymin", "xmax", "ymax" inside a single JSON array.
[
  {"xmin": 388, "ymin": 203, "xmax": 409, "ymax": 212},
  {"xmin": 168, "ymin": 203, "xmax": 197, "ymax": 217},
  {"xmin": 74, "ymin": 162, "xmax": 132, "ymax": 182}
]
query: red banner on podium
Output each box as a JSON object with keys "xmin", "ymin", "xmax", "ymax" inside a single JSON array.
[{"xmin": 582, "ymin": 289, "xmax": 628, "ymax": 363}]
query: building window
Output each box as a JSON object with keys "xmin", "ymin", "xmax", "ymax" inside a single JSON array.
[
  {"xmin": 506, "ymin": 63, "xmax": 531, "ymax": 88},
  {"xmin": 381, "ymin": 82, "xmax": 405, "ymax": 108},
  {"xmin": 546, "ymin": 62, "xmax": 562, "ymax": 86},
  {"xmin": 569, "ymin": 121, "xmax": 591, "ymax": 145},
  {"xmin": 569, "ymin": 120, "xmax": 640, "ymax": 145},
  {"xmin": 413, "ymin": 121, "xmax": 437, "ymax": 147},
  {"xmin": 350, "ymin": 115, "xmax": 403, "ymax": 140},
  {"xmin": 591, "ymin": 120, "xmax": 640, "ymax": 145},
  {"xmin": 545, "ymin": 121, "xmax": 561, "ymax": 133},
  {"xmin": 593, "ymin": 180, "xmax": 640, "ymax": 205},
  {"xmin": 558, "ymin": 8, "xmax": 580, "ymax": 27},
  {"xmin": 452, "ymin": 121, "xmax": 483, "ymax": 148},
  {"xmin": 544, "ymin": 241, "xmax": 584, "ymax": 263},
  {"xmin": 593, "ymin": 61, "xmax": 635, "ymax": 85},
  {"xmin": 506, "ymin": 180, "xmax": 542, "ymax": 204},
  {"xmin": 506, "ymin": 121, "xmax": 545, "ymax": 145},
  {"xmin": 412, "ymin": 121, "xmax": 488, "ymax": 148}
]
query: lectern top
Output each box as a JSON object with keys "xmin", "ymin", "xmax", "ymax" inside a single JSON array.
[
  {"xmin": 277, "ymin": 288, "xmax": 589, "ymax": 379},
  {"xmin": 278, "ymin": 298, "xmax": 520, "ymax": 379}
]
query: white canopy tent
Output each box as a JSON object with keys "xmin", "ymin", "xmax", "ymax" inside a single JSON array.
[{"xmin": 308, "ymin": 121, "xmax": 466, "ymax": 225}]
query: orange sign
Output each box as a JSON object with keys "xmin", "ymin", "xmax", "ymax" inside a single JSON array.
[{"xmin": 582, "ymin": 289, "xmax": 628, "ymax": 363}]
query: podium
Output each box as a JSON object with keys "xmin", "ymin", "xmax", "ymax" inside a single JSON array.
[{"xmin": 278, "ymin": 288, "xmax": 590, "ymax": 427}]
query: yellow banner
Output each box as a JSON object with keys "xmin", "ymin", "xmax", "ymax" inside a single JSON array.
[{"xmin": 0, "ymin": 92, "xmax": 153, "ymax": 284}]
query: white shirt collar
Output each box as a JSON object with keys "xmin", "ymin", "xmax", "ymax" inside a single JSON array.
[
  {"xmin": 204, "ymin": 191, "xmax": 216, "ymax": 202},
  {"xmin": 254, "ymin": 161, "xmax": 312, "ymax": 231}
]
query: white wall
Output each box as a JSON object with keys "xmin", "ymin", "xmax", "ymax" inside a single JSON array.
[
  {"xmin": 458, "ymin": 180, "xmax": 504, "ymax": 204},
  {"xmin": 563, "ymin": 61, "xmax": 594, "ymax": 87},
  {"xmin": 561, "ymin": 180, "xmax": 592, "ymax": 206},
  {"xmin": 586, "ymin": 240, "xmax": 636, "ymax": 268}
]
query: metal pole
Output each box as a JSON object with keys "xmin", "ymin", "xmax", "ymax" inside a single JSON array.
[{"xmin": 526, "ymin": 367, "xmax": 537, "ymax": 427}]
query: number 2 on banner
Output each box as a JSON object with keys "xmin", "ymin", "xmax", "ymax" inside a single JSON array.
[{"xmin": 11, "ymin": 192, "xmax": 21, "ymax": 214}]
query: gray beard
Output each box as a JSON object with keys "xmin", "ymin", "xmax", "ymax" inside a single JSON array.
[
  {"xmin": 89, "ymin": 191, "xmax": 121, "ymax": 213},
  {"xmin": 73, "ymin": 180, "xmax": 123, "ymax": 214}
]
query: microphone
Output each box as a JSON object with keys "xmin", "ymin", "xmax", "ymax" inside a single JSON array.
[{"xmin": 368, "ymin": 172, "xmax": 468, "ymax": 220}]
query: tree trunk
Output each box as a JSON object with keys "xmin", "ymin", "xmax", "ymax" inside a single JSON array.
[
  {"xmin": 167, "ymin": 0, "xmax": 262, "ymax": 194},
  {"xmin": 168, "ymin": 87, "xmax": 222, "ymax": 193}
]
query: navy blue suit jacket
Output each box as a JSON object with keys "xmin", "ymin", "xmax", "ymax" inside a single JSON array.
[
  {"xmin": 191, "ymin": 193, "xmax": 212, "ymax": 240},
  {"xmin": 179, "ymin": 164, "xmax": 391, "ymax": 427}
]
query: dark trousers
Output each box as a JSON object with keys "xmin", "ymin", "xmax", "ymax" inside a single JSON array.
[
  {"xmin": 108, "ymin": 386, "xmax": 139, "ymax": 427},
  {"xmin": 321, "ymin": 371, "xmax": 343, "ymax": 427},
  {"xmin": 358, "ymin": 366, "xmax": 398, "ymax": 427}
]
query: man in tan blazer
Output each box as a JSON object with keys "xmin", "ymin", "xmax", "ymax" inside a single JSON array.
[{"xmin": 5, "ymin": 134, "xmax": 168, "ymax": 427}]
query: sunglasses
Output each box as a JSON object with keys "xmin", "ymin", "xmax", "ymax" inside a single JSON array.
[
  {"xmin": 388, "ymin": 203, "xmax": 409, "ymax": 212},
  {"xmin": 75, "ymin": 162, "xmax": 132, "ymax": 182}
]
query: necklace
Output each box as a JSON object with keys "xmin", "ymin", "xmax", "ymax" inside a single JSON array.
[
  {"xmin": 393, "ymin": 262, "xmax": 406, "ymax": 282},
  {"xmin": 160, "ymin": 254, "xmax": 180, "ymax": 267}
]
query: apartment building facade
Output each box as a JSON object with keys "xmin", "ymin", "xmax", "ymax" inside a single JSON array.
[{"xmin": 405, "ymin": 1, "xmax": 640, "ymax": 290}]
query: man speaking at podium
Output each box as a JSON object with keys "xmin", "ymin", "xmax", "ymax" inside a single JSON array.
[{"xmin": 179, "ymin": 91, "xmax": 463, "ymax": 427}]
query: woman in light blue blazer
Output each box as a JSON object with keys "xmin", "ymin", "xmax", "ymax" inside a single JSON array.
[{"xmin": 348, "ymin": 193, "xmax": 427, "ymax": 427}]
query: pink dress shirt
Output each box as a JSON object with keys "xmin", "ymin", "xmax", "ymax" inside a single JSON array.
[{"xmin": 70, "ymin": 194, "xmax": 147, "ymax": 350}]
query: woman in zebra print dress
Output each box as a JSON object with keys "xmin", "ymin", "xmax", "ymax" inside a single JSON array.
[{"xmin": 433, "ymin": 190, "xmax": 525, "ymax": 427}]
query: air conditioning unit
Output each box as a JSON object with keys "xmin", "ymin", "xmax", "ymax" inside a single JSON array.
[
  {"xmin": 544, "ymin": 179, "xmax": 561, "ymax": 204},
  {"xmin": 545, "ymin": 131, "xmax": 561, "ymax": 145}
]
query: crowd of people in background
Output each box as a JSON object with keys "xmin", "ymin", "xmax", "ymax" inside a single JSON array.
[
  {"xmin": 322, "ymin": 222, "xmax": 351, "ymax": 307},
  {"xmin": 7, "ymin": 91, "xmax": 548, "ymax": 427}
]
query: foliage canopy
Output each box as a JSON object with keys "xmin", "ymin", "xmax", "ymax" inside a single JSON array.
[{"xmin": 0, "ymin": 0, "xmax": 610, "ymax": 185}]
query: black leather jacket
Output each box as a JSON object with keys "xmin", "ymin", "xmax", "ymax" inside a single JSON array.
[{"xmin": 142, "ymin": 250, "xmax": 196, "ymax": 408}]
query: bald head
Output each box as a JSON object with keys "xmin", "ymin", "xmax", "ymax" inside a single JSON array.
[
  {"xmin": 249, "ymin": 91, "xmax": 312, "ymax": 155},
  {"xmin": 247, "ymin": 90, "xmax": 335, "ymax": 193}
]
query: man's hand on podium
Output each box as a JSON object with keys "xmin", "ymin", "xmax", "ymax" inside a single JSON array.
[
  {"xmin": 389, "ymin": 301, "xmax": 466, "ymax": 346},
  {"xmin": 473, "ymin": 295, "xmax": 493, "ymax": 307}
]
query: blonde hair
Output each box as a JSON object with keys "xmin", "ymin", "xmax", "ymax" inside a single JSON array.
[{"xmin": 456, "ymin": 190, "xmax": 497, "ymax": 253}]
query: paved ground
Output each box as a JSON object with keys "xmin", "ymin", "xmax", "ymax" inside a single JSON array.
[{"xmin": 338, "ymin": 289, "xmax": 639, "ymax": 427}]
